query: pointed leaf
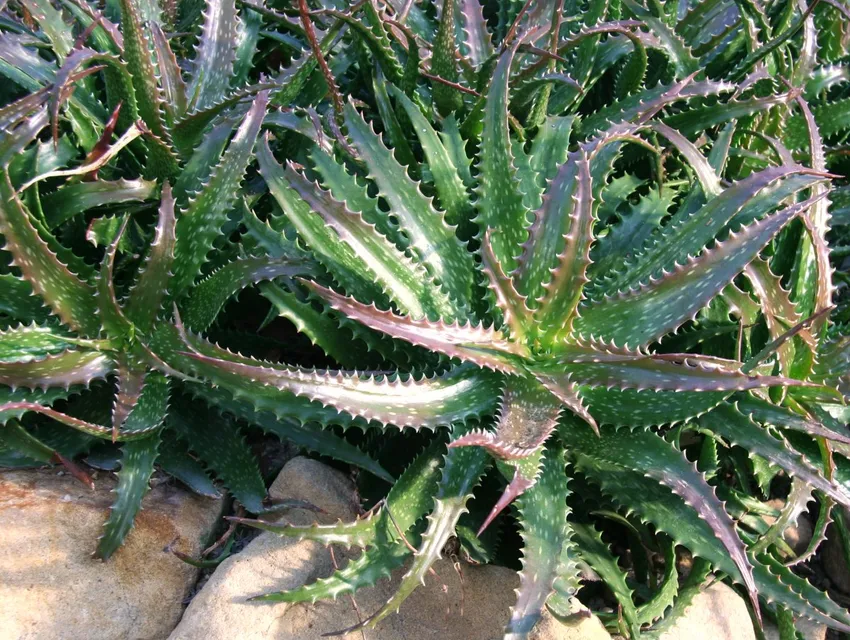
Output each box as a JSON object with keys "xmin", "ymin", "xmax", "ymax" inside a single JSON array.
[
  {"xmin": 126, "ymin": 183, "xmax": 177, "ymax": 333},
  {"xmin": 576, "ymin": 195, "xmax": 823, "ymax": 347},
  {"xmin": 187, "ymin": 0, "xmax": 239, "ymax": 112},
  {"xmin": 0, "ymin": 350, "xmax": 111, "ymax": 390},
  {"xmin": 0, "ymin": 173, "xmax": 99, "ymax": 335},
  {"xmin": 505, "ymin": 448, "xmax": 571, "ymax": 638},
  {"xmin": 306, "ymin": 281, "xmax": 524, "ymax": 373},
  {"xmin": 344, "ymin": 102, "xmax": 474, "ymax": 311},
  {"xmin": 96, "ymin": 430, "xmax": 161, "ymax": 559},
  {"xmin": 171, "ymin": 91, "xmax": 268, "ymax": 297},
  {"xmin": 561, "ymin": 419, "xmax": 760, "ymax": 619}
]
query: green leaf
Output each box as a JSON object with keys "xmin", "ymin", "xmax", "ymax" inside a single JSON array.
[
  {"xmin": 360, "ymin": 424, "xmax": 489, "ymax": 630},
  {"xmin": 275, "ymin": 156, "xmax": 454, "ymax": 320},
  {"xmin": 700, "ymin": 405, "xmax": 850, "ymax": 509},
  {"xmin": 591, "ymin": 165, "xmax": 826, "ymax": 301},
  {"xmin": 344, "ymin": 102, "xmax": 474, "ymax": 313},
  {"xmin": 126, "ymin": 183, "xmax": 177, "ymax": 333},
  {"xmin": 0, "ymin": 350, "xmax": 112, "ymax": 390},
  {"xmin": 560, "ymin": 418, "xmax": 759, "ymax": 615},
  {"xmin": 182, "ymin": 256, "xmax": 313, "ymax": 332},
  {"xmin": 432, "ymin": 0, "xmax": 463, "ymax": 115},
  {"xmin": 157, "ymin": 436, "xmax": 221, "ymax": 498},
  {"xmin": 476, "ymin": 41, "xmax": 528, "ymax": 273},
  {"xmin": 187, "ymin": 0, "xmax": 239, "ymax": 112},
  {"xmin": 0, "ymin": 172, "xmax": 100, "ymax": 335},
  {"xmin": 573, "ymin": 522, "xmax": 640, "ymax": 637},
  {"xmin": 41, "ymin": 179, "xmax": 157, "ymax": 229},
  {"xmin": 193, "ymin": 384, "xmax": 393, "ymax": 483},
  {"xmin": 96, "ymin": 429, "xmax": 162, "ymax": 559},
  {"xmin": 389, "ymin": 86, "xmax": 473, "ymax": 228},
  {"xmin": 170, "ymin": 400, "xmax": 266, "ymax": 513},
  {"xmin": 622, "ymin": 0, "xmax": 698, "ymax": 76},
  {"xmin": 171, "ymin": 90, "xmax": 269, "ymax": 297},
  {"xmin": 575, "ymin": 194, "xmax": 821, "ymax": 347},
  {"xmin": 0, "ymin": 324, "xmax": 91, "ymax": 361},
  {"xmin": 235, "ymin": 439, "xmax": 445, "ymax": 549},
  {"xmin": 505, "ymin": 448, "xmax": 571, "ymax": 637}
]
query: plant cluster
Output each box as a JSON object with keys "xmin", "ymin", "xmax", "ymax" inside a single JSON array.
[{"xmin": 3, "ymin": 0, "xmax": 850, "ymax": 637}]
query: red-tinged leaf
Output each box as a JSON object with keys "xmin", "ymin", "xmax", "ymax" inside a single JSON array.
[
  {"xmin": 178, "ymin": 338, "xmax": 503, "ymax": 430},
  {"xmin": 304, "ymin": 281, "xmax": 525, "ymax": 373},
  {"xmin": 0, "ymin": 106, "xmax": 48, "ymax": 166},
  {"xmin": 458, "ymin": 0, "xmax": 494, "ymax": 67},
  {"xmin": 701, "ymin": 405, "xmax": 850, "ymax": 509},
  {"xmin": 532, "ymin": 150, "xmax": 594, "ymax": 344},
  {"xmin": 559, "ymin": 419, "xmax": 761, "ymax": 623},
  {"xmin": 479, "ymin": 447, "xmax": 545, "ymax": 535},
  {"xmin": 17, "ymin": 123, "xmax": 145, "ymax": 193},
  {"xmin": 96, "ymin": 215, "xmax": 133, "ymax": 338},
  {"xmin": 112, "ymin": 361, "xmax": 147, "ymax": 442},
  {"xmin": 517, "ymin": 122, "xmax": 651, "ymax": 306},
  {"xmin": 791, "ymin": 95, "xmax": 833, "ymax": 339},
  {"xmin": 0, "ymin": 350, "xmax": 111, "ymax": 391},
  {"xmin": 539, "ymin": 341, "xmax": 816, "ymax": 393},
  {"xmin": 590, "ymin": 164, "xmax": 829, "ymax": 302},
  {"xmin": 150, "ymin": 23, "xmax": 187, "ymax": 126},
  {"xmin": 171, "ymin": 91, "xmax": 269, "ymax": 297},
  {"xmin": 126, "ymin": 183, "xmax": 177, "ymax": 333},
  {"xmin": 479, "ymin": 230, "xmax": 532, "ymax": 344},
  {"xmin": 744, "ymin": 257, "xmax": 812, "ymax": 375},
  {"xmin": 0, "ymin": 420, "xmax": 94, "ymax": 488},
  {"xmin": 533, "ymin": 372, "xmax": 598, "ymax": 431},
  {"xmin": 734, "ymin": 396, "xmax": 850, "ymax": 447},
  {"xmin": 0, "ymin": 172, "xmax": 100, "ymax": 335},
  {"xmin": 451, "ymin": 377, "xmax": 561, "ymax": 459},
  {"xmin": 575, "ymin": 194, "xmax": 825, "ymax": 347}
]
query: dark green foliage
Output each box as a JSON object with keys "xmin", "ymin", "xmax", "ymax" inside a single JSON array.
[{"xmin": 3, "ymin": 0, "xmax": 850, "ymax": 638}]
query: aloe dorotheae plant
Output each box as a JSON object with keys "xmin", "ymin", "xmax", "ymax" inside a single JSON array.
[
  {"xmin": 161, "ymin": 5, "xmax": 850, "ymax": 634},
  {"xmin": 0, "ymin": 0, "xmax": 398, "ymax": 558}
]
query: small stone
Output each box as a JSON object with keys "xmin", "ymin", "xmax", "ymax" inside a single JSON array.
[
  {"xmin": 763, "ymin": 499, "xmax": 814, "ymax": 555},
  {"xmin": 0, "ymin": 468, "xmax": 224, "ymax": 640},
  {"xmin": 656, "ymin": 582, "xmax": 755, "ymax": 640},
  {"xmin": 170, "ymin": 457, "xmax": 609, "ymax": 640}
]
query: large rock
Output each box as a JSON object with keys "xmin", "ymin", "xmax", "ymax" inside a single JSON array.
[
  {"xmin": 170, "ymin": 457, "xmax": 610, "ymax": 640},
  {"xmin": 0, "ymin": 468, "xmax": 224, "ymax": 640},
  {"xmin": 657, "ymin": 583, "xmax": 756, "ymax": 640}
]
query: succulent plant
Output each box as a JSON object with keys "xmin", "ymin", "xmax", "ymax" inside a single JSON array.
[
  {"xmin": 169, "ymin": 3, "xmax": 850, "ymax": 634},
  {"xmin": 0, "ymin": 0, "xmax": 392, "ymax": 558},
  {"xmin": 2, "ymin": 0, "xmax": 850, "ymax": 637}
]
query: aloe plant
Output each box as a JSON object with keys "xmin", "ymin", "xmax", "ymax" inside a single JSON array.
[
  {"xmin": 161, "ymin": 2, "xmax": 850, "ymax": 634},
  {"xmin": 0, "ymin": 0, "xmax": 392, "ymax": 557},
  {"xmin": 2, "ymin": 0, "xmax": 850, "ymax": 637}
]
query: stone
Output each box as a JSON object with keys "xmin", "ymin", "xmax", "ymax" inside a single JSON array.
[
  {"xmin": 763, "ymin": 499, "xmax": 814, "ymax": 555},
  {"xmin": 0, "ymin": 468, "xmax": 224, "ymax": 640},
  {"xmin": 656, "ymin": 582, "xmax": 756, "ymax": 640},
  {"xmin": 169, "ymin": 457, "xmax": 610, "ymax": 640}
]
